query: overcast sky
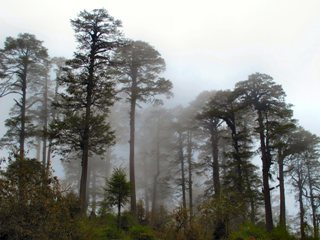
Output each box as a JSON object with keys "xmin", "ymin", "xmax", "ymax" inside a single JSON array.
[{"xmin": 1, "ymin": 0, "xmax": 320, "ymax": 137}]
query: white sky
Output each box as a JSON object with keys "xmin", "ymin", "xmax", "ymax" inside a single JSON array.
[{"xmin": 1, "ymin": 0, "xmax": 320, "ymax": 136}]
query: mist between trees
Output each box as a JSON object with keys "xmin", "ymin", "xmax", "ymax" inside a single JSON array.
[{"xmin": 0, "ymin": 8, "xmax": 319, "ymax": 240}]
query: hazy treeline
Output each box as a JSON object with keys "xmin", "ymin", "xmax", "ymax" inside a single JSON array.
[{"xmin": 0, "ymin": 8, "xmax": 319, "ymax": 240}]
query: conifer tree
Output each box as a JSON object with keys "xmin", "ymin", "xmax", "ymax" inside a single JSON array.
[
  {"xmin": 114, "ymin": 40, "xmax": 172, "ymax": 213},
  {"xmin": 104, "ymin": 168, "xmax": 130, "ymax": 229},
  {"xmin": 0, "ymin": 33, "xmax": 48, "ymax": 160},
  {"xmin": 234, "ymin": 73, "xmax": 287, "ymax": 231},
  {"xmin": 52, "ymin": 9, "xmax": 123, "ymax": 214}
]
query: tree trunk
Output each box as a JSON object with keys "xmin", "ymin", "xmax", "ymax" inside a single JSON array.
[
  {"xmin": 36, "ymin": 139, "xmax": 41, "ymax": 161},
  {"xmin": 18, "ymin": 63, "xmax": 28, "ymax": 203},
  {"xmin": 19, "ymin": 64, "xmax": 28, "ymax": 161},
  {"xmin": 84, "ymin": 138, "xmax": 97, "ymax": 215},
  {"xmin": 257, "ymin": 110, "xmax": 273, "ymax": 232},
  {"xmin": 79, "ymin": 124, "xmax": 90, "ymax": 214},
  {"xmin": 209, "ymin": 119, "xmax": 220, "ymax": 197},
  {"xmin": 243, "ymin": 165, "xmax": 256, "ymax": 223},
  {"xmin": 178, "ymin": 132, "xmax": 187, "ymax": 209},
  {"xmin": 151, "ymin": 176, "xmax": 158, "ymax": 222},
  {"xmin": 306, "ymin": 162, "xmax": 318, "ymax": 239},
  {"xmin": 46, "ymin": 69, "xmax": 60, "ymax": 172},
  {"xmin": 309, "ymin": 186, "xmax": 318, "ymax": 239},
  {"xmin": 249, "ymin": 186, "xmax": 256, "ymax": 223},
  {"xmin": 229, "ymin": 122, "xmax": 243, "ymax": 194},
  {"xmin": 152, "ymin": 121, "xmax": 161, "ymax": 222},
  {"xmin": 129, "ymin": 96, "xmax": 137, "ymax": 214},
  {"xmin": 79, "ymin": 44, "xmax": 95, "ymax": 215},
  {"xmin": 42, "ymin": 74, "xmax": 49, "ymax": 167},
  {"xmin": 117, "ymin": 201, "xmax": 121, "ymax": 229},
  {"xmin": 278, "ymin": 151, "xmax": 286, "ymax": 229},
  {"xmin": 46, "ymin": 145, "xmax": 52, "ymax": 172},
  {"xmin": 42, "ymin": 136, "xmax": 47, "ymax": 166},
  {"xmin": 145, "ymin": 187, "xmax": 150, "ymax": 221},
  {"xmin": 105, "ymin": 148, "xmax": 112, "ymax": 179},
  {"xmin": 187, "ymin": 130, "xmax": 193, "ymax": 219},
  {"xmin": 298, "ymin": 175, "xmax": 306, "ymax": 240}
]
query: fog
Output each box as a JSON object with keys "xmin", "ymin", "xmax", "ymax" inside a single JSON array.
[
  {"xmin": 1, "ymin": 1, "xmax": 320, "ymax": 136},
  {"xmin": 1, "ymin": 0, "xmax": 320, "ymax": 235}
]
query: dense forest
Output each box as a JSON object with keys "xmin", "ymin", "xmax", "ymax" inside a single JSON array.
[{"xmin": 0, "ymin": 8, "xmax": 319, "ymax": 240}]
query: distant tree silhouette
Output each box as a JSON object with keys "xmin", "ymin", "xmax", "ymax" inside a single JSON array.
[
  {"xmin": 0, "ymin": 33, "xmax": 48, "ymax": 160},
  {"xmin": 114, "ymin": 40, "xmax": 172, "ymax": 213}
]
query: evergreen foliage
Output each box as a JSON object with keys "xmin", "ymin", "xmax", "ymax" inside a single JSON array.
[
  {"xmin": 113, "ymin": 40, "xmax": 173, "ymax": 213},
  {"xmin": 0, "ymin": 8, "xmax": 320, "ymax": 240},
  {"xmin": 104, "ymin": 167, "xmax": 131, "ymax": 229},
  {"xmin": 51, "ymin": 8, "xmax": 123, "ymax": 214},
  {"xmin": 0, "ymin": 33, "xmax": 49, "ymax": 160},
  {"xmin": 0, "ymin": 158, "xmax": 81, "ymax": 239}
]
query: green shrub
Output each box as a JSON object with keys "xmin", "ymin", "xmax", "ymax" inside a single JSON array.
[
  {"xmin": 120, "ymin": 211, "xmax": 138, "ymax": 230},
  {"xmin": 105, "ymin": 226, "xmax": 122, "ymax": 239},
  {"xmin": 231, "ymin": 223, "xmax": 297, "ymax": 240},
  {"xmin": 78, "ymin": 218, "xmax": 106, "ymax": 240},
  {"xmin": 130, "ymin": 225, "xmax": 155, "ymax": 240},
  {"xmin": 102, "ymin": 212, "xmax": 117, "ymax": 226},
  {"xmin": 230, "ymin": 222, "xmax": 268, "ymax": 240},
  {"xmin": 0, "ymin": 158, "xmax": 82, "ymax": 240},
  {"xmin": 77, "ymin": 216, "xmax": 132, "ymax": 240},
  {"xmin": 270, "ymin": 226, "xmax": 296, "ymax": 240}
]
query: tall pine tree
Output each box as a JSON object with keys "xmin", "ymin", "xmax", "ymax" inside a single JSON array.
[
  {"xmin": 0, "ymin": 33, "xmax": 48, "ymax": 160},
  {"xmin": 114, "ymin": 40, "xmax": 172, "ymax": 213},
  {"xmin": 52, "ymin": 9, "xmax": 123, "ymax": 214}
]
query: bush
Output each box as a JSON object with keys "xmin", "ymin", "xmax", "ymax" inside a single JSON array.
[
  {"xmin": 0, "ymin": 158, "xmax": 81, "ymax": 240},
  {"xmin": 105, "ymin": 226, "xmax": 123, "ymax": 239},
  {"xmin": 231, "ymin": 223, "xmax": 297, "ymax": 240},
  {"xmin": 78, "ymin": 217, "xmax": 106, "ymax": 240},
  {"xmin": 120, "ymin": 211, "xmax": 138, "ymax": 230},
  {"xmin": 130, "ymin": 225, "xmax": 155, "ymax": 240},
  {"xmin": 270, "ymin": 226, "xmax": 296, "ymax": 240},
  {"xmin": 230, "ymin": 222, "xmax": 269, "ymax": 240}
]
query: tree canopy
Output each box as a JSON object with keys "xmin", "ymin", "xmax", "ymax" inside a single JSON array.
[{"xmin": 0, "ymin": 7, "xmax": 320, "ymax": 240}]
